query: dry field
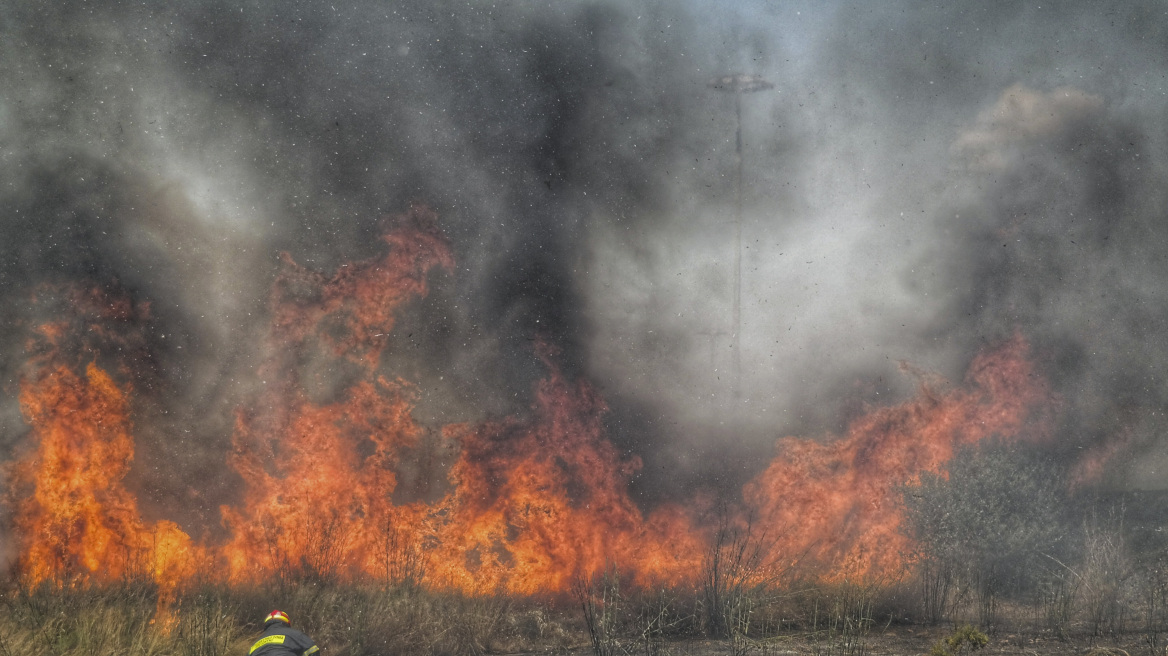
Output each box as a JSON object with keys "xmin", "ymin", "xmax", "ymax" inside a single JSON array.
[{"xmin": 1, "ymin": 579, "xmax": 1164, "ymax": 656}]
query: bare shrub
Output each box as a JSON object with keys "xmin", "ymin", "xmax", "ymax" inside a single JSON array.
[
  {"xmin": 252, "ymin": 509, "xmax": 355, "ymax": 594},
  {"xmin": 702, "ymin": 509, "xmax": 792, "ymax": 641},
  {"xmin": 577, "ymin": 566, "xmax": 624, "ymax": 656},
  {"xmin": 911, "ymin": 548, "xmax": 955, "ymax": 625},
  {"xmin": 1079, "ymin": 510, "xmax": 1132, "ymax": 636},
  {"xmin": 902, "ymin": 441, "xmax": 1068, "ymax": 629},
  {"xmin": 1033, "ymin": 569, "xmax": 1078, "ymax": 639},
  {"xmin": 634, "ymin": 586, "xmax": 696, "ymax": 656},
  {"xmin": 807, "ymin": 581, "xmax": 880, "ymax": 656},
  {"xmin": 504, "ymin": 605, "xmax": 576, "ymax": 650},
  {"xmin": 174, "ymin": 589, "xmax": 244, "ymax": 656},
  {"xmin": 296, "ymin": 510, "xmax": 354, "ymax": 587},
  {"xmin": 434, "ymin": 593, "xmax": 513, "ymax": 656},
  {"xmin": 1140, "ymin": 550, "xmax": 1168, "ymax": 656},
  {"xmin": 374, "ymin": 519, "xmax": 425, "ymax": 591}
]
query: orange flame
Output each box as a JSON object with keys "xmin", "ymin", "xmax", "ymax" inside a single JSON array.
[
  {"xmin": 269, "ymin": 204, "xmax": 455, "ymax": 367},
  {"xmin": 742, "ymin": 335, "xmax": 1054, "ymax": 579},
  {"xmin": 220, "ymin": 376, "xmax": 424, "ymax": 583},
  {"xmin": 219, "ymin": 204, "xmax": 453, "ymax": 584},
  {"xmin": 8, "ymin": 299, "xmax": 203, "ymax": 622},
  {"xmin": 4, "ymin": 208, "xmax": 1065, "ymax": 601},
  {"xmin": 424, "ymin": 342, "xmax": 705, "ymax": 594},
  {"xmin": 13, "ymin": 360, "xmax": 149, "ymax": 585}
]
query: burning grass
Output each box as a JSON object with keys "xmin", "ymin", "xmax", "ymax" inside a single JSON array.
[
  {"xmin": 0, "ymin": 580, "xmax": 578, "ymax": 656},
  {"xmin": 0, "ymin": 206, "xmax": 1158, "ymax": 655},
  {"xmin": 4, "ymin": 303, "xmax": 1053, "ymax": 603}
]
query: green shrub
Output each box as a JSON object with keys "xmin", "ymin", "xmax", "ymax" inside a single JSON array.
[{"xmin": 929, "ymin": 624, "xmax": 988, "ymax": 656}]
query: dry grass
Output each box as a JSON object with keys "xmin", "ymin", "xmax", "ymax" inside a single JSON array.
[
  {"xmin": 0, "ymin": 584, "xmax": 172, "ymax": 656},
  {"xmin": 3, "ymin": 562, "xmax": 1168, "ymax": 656},
  {"xmin": 0, "ymin": 581, "xmax": 582, "ymax": 656}
]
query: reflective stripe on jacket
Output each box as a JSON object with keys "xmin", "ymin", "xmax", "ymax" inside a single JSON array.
[{"xmin": 249, "ymin": 624, "xmax": 319, "ymax": 656}]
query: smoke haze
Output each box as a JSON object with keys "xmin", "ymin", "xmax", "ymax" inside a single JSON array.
[{"xmin": 2, "ymin": 0, "xmax": 1167, "ymax": 522}]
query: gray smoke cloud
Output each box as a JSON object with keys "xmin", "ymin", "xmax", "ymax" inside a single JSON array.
[{"xmin": 1, "ymin": 0, "xmax": 1166, "ymax": 528}]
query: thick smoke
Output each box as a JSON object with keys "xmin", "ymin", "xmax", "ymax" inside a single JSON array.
[{"xmin": 1, "ymin": 0, "xmax": 1166, "ymax": 530}]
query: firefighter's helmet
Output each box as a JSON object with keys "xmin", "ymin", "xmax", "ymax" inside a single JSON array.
[{"xmin": 264, "ymin": 610, "xmax": 292, "ymax": 627}]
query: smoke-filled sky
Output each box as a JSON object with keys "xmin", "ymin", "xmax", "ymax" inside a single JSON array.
[{"xmin": 2, "ymin": 0, "xmax": 1167, "ymax": 515}]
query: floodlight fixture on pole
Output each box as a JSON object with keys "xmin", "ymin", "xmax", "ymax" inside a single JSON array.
[{"xmin": 709, "ymin": 74, "xmax": 773, "ymax": 404}]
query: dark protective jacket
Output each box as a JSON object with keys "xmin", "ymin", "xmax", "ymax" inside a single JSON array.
[{"xmin": 248, "ymin": 622, "xmax": 320, "ymax": 656}]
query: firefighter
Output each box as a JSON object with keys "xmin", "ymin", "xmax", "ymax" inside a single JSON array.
[{"xmin": 248, "ymin": 610, "xmax": 320, "ymax": 656}]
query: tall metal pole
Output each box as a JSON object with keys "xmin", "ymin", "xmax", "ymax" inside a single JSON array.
[
  {"xmin": 709, "ymin": 74, "xmax": 772, "ymax": 403},
  {"xmin": 732, "ymin": 90, "xmax": 743, "ymax": 403}
]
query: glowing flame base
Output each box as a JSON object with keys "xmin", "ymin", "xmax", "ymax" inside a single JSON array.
[{"xmin": 5, "ymin": 207, "xmax": 1054, "ymax": 606}]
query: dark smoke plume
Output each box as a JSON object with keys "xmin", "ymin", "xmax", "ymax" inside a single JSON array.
[{"xmin": 1, "ymin": 0, "xmax": 1167, "ymax": 532}]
